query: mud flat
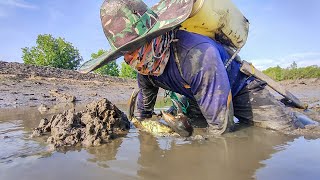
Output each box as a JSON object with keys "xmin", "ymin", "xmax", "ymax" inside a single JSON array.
[
  {"xmin": 0, "ymin": 61, "xmax": 137, "ymax": 108},
  {"xmin": 1, "ymin": 61, "xmax": 320, "ymax": 109},
  {"xmin": 280, "ymin": 78, "xmax": 320, "ymax": 110}
]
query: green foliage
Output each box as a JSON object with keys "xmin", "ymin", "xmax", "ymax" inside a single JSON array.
[
  {"xmin": 119, "ymin": 62, "xmax": 137, "ymax": 79},
  {"xmin": 263, "ymin": 65, "xmax": 284, "ymax": 81},
  {"xmin": 22, "ymin": 34, "xmax": 82, "ymax": 70},
  {"xmin": 91, "ymin": 49, "xmax": 119, "ymax": 76},
  {"xmin": 263, "ymin": 61, "xmax": 320, "ymax": 81}
]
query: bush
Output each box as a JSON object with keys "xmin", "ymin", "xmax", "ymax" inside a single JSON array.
[
  {"xmin": 119, "ymin": 62, "xmax": 137, "ymax": 79},
  {"xmin": 22, "ymin": 34, "xmax": 82, "ymax": 70}
]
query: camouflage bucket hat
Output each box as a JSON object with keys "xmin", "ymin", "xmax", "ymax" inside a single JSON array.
[{"xmin": 79, "ymin": 0, "xmax": 194, "ymax": 73}]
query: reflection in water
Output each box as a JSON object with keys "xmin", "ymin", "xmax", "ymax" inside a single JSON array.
[
  {"xmin": 0, "ymin": 105, "xmax": 320, "ymax": 180},
  {"xmin": 136, "ymin": 127, "xmax": 293, "ymax": 180},
  {"xmin": 0, "ymin": 103, "xmax": 81, "ymax": 131},
  {"xmin": 86, "ymin": 139, "xmax": 124, "ymax": 168},
  {"xmin": 0, "ymin": 120, "xmax": 48, "ymax": 164},
  {"xmin": 256, "ymin": 137, "xmax": 320, "ymax": 180}
]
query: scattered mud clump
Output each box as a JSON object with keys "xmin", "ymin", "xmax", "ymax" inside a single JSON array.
[
  {"xmin": 49, "ymin": 89, "xmax": 76, "ymax": 103},
  {"xmin": 32, "ymin": 99, "xmax": 130, "ymax": 148},
  {"xmin": 38, "ymin": 104, "xmax": 50, "ymax": 114}
]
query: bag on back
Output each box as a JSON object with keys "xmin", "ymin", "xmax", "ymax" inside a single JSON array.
[{"xmin": 180, "ymin": 0, "xmax": 249, "ymax": 49}]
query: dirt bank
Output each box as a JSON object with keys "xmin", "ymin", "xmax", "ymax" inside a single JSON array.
[{"xmin": 0, "ymin": 61, "xmax": 138, "ymax": 108}]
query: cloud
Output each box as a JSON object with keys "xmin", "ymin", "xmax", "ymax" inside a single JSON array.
[
  {"xmin": 0, "ymin": 0, "xmax": 37, "ymax": 18},
  {"xmin": 0, "ymin": 0, "xmax": 37, "ymax": 9},
  {"xmin": 250, "ymin": 52, "xmax": 320, "ymax": 70}
]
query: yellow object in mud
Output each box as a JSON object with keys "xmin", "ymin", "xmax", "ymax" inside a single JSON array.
[
  {"xmin": 180, "ymin": 0, "xmax": 249, "ymax": 49},
  {"xmin": 128, "ymin": 90, "xmax": 174, "ymax": 136},
  {"xmin": 131, "ymin": 117, "xmax": 174, "ymax": 136}
]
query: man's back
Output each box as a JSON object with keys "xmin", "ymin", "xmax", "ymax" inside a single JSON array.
[{"xmin": 175, "ymin": 30, "xmax": 249, "ymax": 96}]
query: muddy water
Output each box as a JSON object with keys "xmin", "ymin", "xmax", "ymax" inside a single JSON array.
[{"xmin": 1, "ymin": 104, "xmax": 320, "ymax": 180}]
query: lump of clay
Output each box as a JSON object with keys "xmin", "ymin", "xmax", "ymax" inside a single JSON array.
[
  {"xmin": 49, "ymin": 89, "xmax": 76, "ymax": 103},
  {"xmin": 38, "ymin": 104, "xmax": 50, "ymax": 114},
  {"xmin": 32, "ymin": 98, "xmax": 130, "ymax": 148}
]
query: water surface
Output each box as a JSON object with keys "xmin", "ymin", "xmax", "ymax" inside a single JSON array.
[{"xmin": 0, "ymin": 104, "xmax": 320, "ymax": 180}]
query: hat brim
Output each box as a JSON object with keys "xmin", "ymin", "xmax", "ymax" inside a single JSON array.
[{"xmin": 79, "ymin": 0, "xmax": 194, "ymax": 74}]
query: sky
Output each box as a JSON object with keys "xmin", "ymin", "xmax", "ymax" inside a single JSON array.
[{"xmin": 0, "ymin": 0, "xmax": 319, "ymax": 70}]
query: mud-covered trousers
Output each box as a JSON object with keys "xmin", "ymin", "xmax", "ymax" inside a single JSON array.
[{"xmin": 136, "ymin": 30, "xmax": 294, "ymax": 132}]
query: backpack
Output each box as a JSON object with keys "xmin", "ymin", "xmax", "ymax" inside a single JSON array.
[{"xmin": 180, "ymin": 0, "xmax": 249, "ymax": 50}]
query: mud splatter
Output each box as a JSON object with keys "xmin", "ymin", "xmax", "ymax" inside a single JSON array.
[{"xmin": 32, "ymin": 99, "xmax": 130, "ymax": 148}]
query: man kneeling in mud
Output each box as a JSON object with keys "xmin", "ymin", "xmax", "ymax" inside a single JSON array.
[
  {"xmin": 79, "ymin": 0, "xmax": 314, "ymax": 136},
  {"xmin": 132, "ymin": 30, "xmax": 302, "ymax": 135}
]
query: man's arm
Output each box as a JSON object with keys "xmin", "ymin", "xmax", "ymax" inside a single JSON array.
[
  {"xmin": 136, "ymin": 74, "xmax": 159, "ymax": 120},
  {"xmin": 179, "ymin": 43, "xmax": 233, "ymax": 132}
]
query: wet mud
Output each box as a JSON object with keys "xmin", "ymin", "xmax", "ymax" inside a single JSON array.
[
  {"xmin": 0, "ymin": 61, "xmax": 137, "ymax": 108},
  {"xmin": 32, "ymin": 99, "xmax": 130, "ymax": 148},
  {"xmin": 49, "ymin": 89, "xmax": 76, "ymax": 103},
  {"xmin": 287, "ymin": 124, "xmax": 320, "ymax": 138}
]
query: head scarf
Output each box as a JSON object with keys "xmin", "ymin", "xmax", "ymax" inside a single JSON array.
[{"xmin": 124, "ymin": 31, "xmax": 175, "ymax": 76}]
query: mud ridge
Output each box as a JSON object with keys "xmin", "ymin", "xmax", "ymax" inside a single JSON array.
[{"xmin": 0, "ymin": 61, "xmax": 135, "ymax": 83}]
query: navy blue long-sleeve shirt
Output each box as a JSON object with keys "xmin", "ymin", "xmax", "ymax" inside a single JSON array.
[{"xmin": 137, "ymin": 30, "xmax": 249, "ymax": 125}]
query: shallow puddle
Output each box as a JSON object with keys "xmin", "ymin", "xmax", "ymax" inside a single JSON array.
[{"xmin": 0, "ymin": 104, "xmax": 320, "ymax": 180}]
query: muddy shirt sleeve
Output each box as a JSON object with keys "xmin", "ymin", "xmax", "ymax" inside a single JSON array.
[
  {"xmin": 180, "ymin": 43, "xmax": 232, "ymax": 126},
  {"xmin": 136, "ymin": 73, "xmax": 159, "ymax": 115}
]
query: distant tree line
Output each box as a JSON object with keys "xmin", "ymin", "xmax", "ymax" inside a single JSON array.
[
  {"xmin": 263, "ymin": 61, "xmax": 320, "ymax": 81},
  {"xmin": 22, "ymin": 34, "xmax": 137, "ymax": 79}
]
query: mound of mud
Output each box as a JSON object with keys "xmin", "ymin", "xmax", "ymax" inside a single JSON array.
[{"xmin": 32, "ymin": 99, "xmax": 130, "ymax": 148}]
